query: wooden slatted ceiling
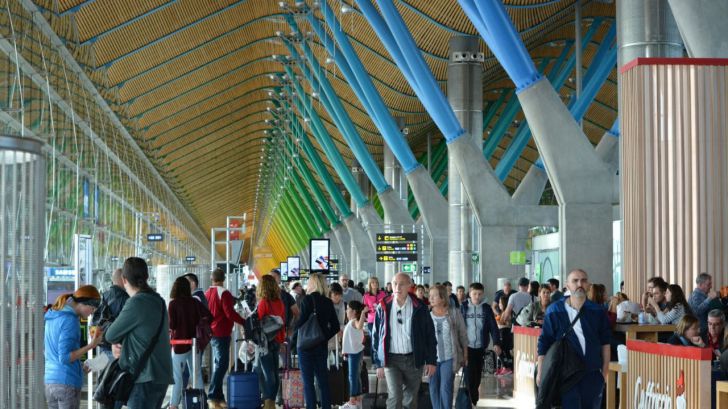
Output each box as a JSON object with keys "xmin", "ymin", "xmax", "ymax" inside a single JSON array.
[{"xmin": 32, "ymin": 0, "xmax": 618, "ymax": 237}]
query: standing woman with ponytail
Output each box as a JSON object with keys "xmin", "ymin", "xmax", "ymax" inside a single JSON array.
[{"xmin": 44, "ymin": 285, "xmax": 103, "ymax": 409}]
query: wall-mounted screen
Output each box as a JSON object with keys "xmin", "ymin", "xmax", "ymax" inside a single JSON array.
[
  {"xmin": 309, "ymin": 239, "xmax": 330, "ymax": 272},
  {"xmin": 287, "ymin": 256, "xmax": 300, "ymax": 280}
]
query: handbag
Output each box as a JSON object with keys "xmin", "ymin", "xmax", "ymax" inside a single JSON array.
[
  {"xmin": 535, "ymin": 306, "xmax": 585, "ymax": 409},
  {"xmin": 94, "ymin": 297, "xmax": 166, "ymax": 405},
  {"xmin": 260, "ymin": 300, "xmax": 284, "ymax": 341},
  {"xmin": 455, "ymin": 369, "xmax": 471, "ymax": 409},
  {"xmin": 297, "ymin": 296, "xmax": 327, "ymax": 350}
]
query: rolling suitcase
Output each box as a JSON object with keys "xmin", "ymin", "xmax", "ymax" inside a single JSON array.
[
  {"xmin": 228, "ymin": 333, "xmax": 261, "ymax": 409},
  {"xmin": 328, "ymin": 336, "xmax": 349, "ymax": 406},
  {"xmin": 282, "ymin": 343, "xmax": 304, "ymax": 409},
  {"xmin": 182, "ymin": 338, "xmax": 208, "ymax": 409}
]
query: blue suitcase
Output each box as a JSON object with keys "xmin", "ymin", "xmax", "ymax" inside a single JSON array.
[
  {"xmin": 227, "ymin": 336, "xmax": 261, "ymax": 409},
  {"xmin": 183, "ymin": 339, "xmax": 208, "ymax": 409}
]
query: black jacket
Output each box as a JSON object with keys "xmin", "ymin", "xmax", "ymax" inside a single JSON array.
[
  {"xmin": 372, "ymin": 293, "xmax": 437, "ymax": 368},
  {"xmin": 90, "ymin": 285, "xmax": 129, "ymax": 349},
  {"xmin": 295, "ymin": 292, "xmax": 340, "ymax": 346}
]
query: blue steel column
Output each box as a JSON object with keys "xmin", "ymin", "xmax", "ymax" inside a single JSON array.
[
  {"xmin": 358, "ymin": 0, "xmax": 514, "ymax": 236},
  {"xmin": 281, "ymin": 97, "xmax": 377, "ymax": 277},
  {"xmin": 459, "ymin": 0, "xmax": 614, "ymax": 289},
  {"xmin": 312, "ymin": 3, "xmax": 448, "ymax": 281}
]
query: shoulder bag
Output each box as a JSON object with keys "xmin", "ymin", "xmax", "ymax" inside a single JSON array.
[
  {"xmin": 94, "ymin": 296, "xmax": 166, "ymax": 405},
  {"xmin": 535, "ymin": 306, "xmax": 585, "ymax": 409},
  {"xmin": 297, "ymin": 295, "xmax": 326, "ymax": 350}
]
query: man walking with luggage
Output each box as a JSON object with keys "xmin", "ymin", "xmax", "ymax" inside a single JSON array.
[
  {"xmin": 205, "ymin": 268, "xmax": 245, "ymax": 409},
  {"xmin": 536, "ymin": 269, "xmax": 611, "ymax": 409},
  {"xmin": 372, "ymin": 273, "xmax": 437, "ymax": 409}
]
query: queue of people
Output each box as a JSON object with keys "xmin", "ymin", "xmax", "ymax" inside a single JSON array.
[{"xmin": 51, "ymin": 258, "xmax": 728, "ymax": 409}]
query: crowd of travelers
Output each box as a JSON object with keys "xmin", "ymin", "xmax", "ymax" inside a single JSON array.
[{"xmin": 42, "ymin": 256, "xmax": 728, "ymax": 409}]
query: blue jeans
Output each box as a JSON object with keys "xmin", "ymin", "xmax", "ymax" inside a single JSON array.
[
  {"xmin": 171, "ymin": 350, "xmax": 204, "ymax": 406},
  {"xmin": 298, "ymin": 343, "xmax": 331, "ymax": 409},
  {"xmin": 208, "ymin": 336, "xmax": 231, "ymax": 401},
  {"xmin": 347, "ymin": 352, "xmax": 363, "ymax": 397},
  {"xmin": 429, "ymin": 359, "xmax": 455, "ymax": 409},
  {"xmin": 256, "ymin": 341, "xmax": 281, "ymax": 400},
  {"xmin": 125, "ymin": 382, "xmax": 168, "ymax": 409},
  {"xmin": 562, "ymin": 370, "xmax": 605, "ymax": 409}
]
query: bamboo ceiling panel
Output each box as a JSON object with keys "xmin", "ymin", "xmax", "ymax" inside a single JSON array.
[{"xmin": 29, "ymin": 0, "xmax": 619, "ymax": 241}]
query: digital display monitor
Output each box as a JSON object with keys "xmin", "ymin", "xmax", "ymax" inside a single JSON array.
[
  {"xmin": 287, "ymin": 257, "xmax": 300, "ymax": 280},
  {"xmin": 309, "ymin": 239, "xmax": 330, "ymax": 272},
  {"xmin": 280, "ymin": 262, "xmax": 288, "ymax": 281}
]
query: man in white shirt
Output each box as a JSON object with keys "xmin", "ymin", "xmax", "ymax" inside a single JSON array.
[
  {"xmin": 536, "ymin": 269, "xmax": 611, "ymax": 409},
  {"xmin": 340, "ymin": 274, "xmax": 363, "ymax": 304},
  {"xmin": 372, "ymin": 273, "xmax": 436, "ymax": 409}
]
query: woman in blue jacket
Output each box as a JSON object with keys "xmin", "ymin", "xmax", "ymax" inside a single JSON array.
[{"xmin": 44, "ymin": 285, "xmax": 103, "ymax": 409}]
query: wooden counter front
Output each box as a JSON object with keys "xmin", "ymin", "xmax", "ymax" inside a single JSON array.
[
  {"xmin": 513, "ymin": 326, "xmax": 541, "ymax": 401},
  {"xmin": 627, "ymin": 339, "xmax": 712, "ymax": 408}
]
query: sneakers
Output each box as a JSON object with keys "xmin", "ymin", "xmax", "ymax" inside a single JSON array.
[
  {"xmin": 495, "ymin": 367, "xmax": 513, "ymax": 376},
  {"xmin": 340, "ymin": 401, "xmax": 359, "ymax": 409}
]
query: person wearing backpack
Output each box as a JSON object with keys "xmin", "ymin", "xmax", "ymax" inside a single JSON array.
[
  {"xmin": 205, "ymin": 268, "xmax": 246, "ymax": 409},
  {"xmin": 500, "ymin": 278, "xmax": 533, "ymax": 325},
  {"xmin": 256, "ymin": 275, "xmax": 286, "ymax": 409},
  {"xmin": 168, "ymin": 276, "xmax": 212, "ymax": 409},
  {"xmin": 460, "ymin": 282, "xmax": 501, "ymax": 406}
]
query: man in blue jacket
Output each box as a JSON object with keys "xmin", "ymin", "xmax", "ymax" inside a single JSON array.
[
  {"xmin": 372, "ymin": 273, "xmax": 437, "ymax": 409},
  {"xmin": 537, "ymin": 269, "xmax": 611, "ymax": 409}
]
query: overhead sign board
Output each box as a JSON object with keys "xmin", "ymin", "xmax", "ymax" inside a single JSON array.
[
  {"xmin": 147, "ymin": 233, "xmax": 164, "ymax": 242},
  {"xmin": 186, "ymin": 256, "xmax": 196, "ymax": 262},
  {"xmin": 376, "ymin": 233, "xmax": 418, "ymax": 262},
  {"xmin": 309, "ymin": 239, "xmax": 330, "ymax": 272}
]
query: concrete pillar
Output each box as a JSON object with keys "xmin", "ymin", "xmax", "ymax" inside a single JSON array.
[
  {"xmin": 382, "ymin": 143, "xmax": 400, "ymax": 284},
  {"xmin": 331, "ymin": 224, "xmax": 350, "ymax": 269},
  {"xmin": 617, "ymin": 0, "xmax": 683, "ymax": 67},
  {"xmin": 447, "ymin": 36, "xmax": 481, "ymax": 288},
  {"xmin": 667, "ymin": 0, "xmax": 728, "ymax": 57},
  {"xmin": 517, "ymin": 78, "xmax": 614, "ymax": 290}
]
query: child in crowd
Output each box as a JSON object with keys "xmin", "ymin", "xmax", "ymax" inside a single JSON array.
[
  {"xmin": 460, "ymin": 283, "xmax": 502, "ymax": 406},
  {"xmin": 341, "ymin": 301, "xmax": 368, "ymax": 409},
  {"xmin": 495, "ymin": 296, "xmax": 514, "ymax": 371}
]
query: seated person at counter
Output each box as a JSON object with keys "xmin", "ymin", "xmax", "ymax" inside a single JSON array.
[
  {"xmin": 642, "ymin": 276, "xmax": 668, "ymax": 315},
  {"xmin": 667, "ymin": 314, "xmax": 705, "ymax": 347},
  {"xmin": 647, "ymin": 284, "xmax": 692, "ymax": 325},
  {"xmin": 704, "ymin": 309, "xmax": 726, "ymax": 359},
  {"xmin": 516, "ymin": 285, "xmax": 551, "ymax": 327},
  {"xmin": 609, "ymin": 292, "xmax": 641, "ymax": 323}
]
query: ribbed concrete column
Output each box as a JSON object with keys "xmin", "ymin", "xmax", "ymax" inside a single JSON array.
[{"xmin": 447, "ymin": 36, "xmax": 481, "ymax": 288}]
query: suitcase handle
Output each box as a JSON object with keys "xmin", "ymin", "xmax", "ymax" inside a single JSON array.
[{"xmin": 170, "ymin": 339, "xmax": 200, "ymax": 388}]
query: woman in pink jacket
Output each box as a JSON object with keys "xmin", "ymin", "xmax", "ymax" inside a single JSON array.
[{"xmin": 362, "ymin": 277, "xmax": 387, "ymax": 336}]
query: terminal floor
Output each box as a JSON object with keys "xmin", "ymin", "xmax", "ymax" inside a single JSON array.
[{"xmin": 79, "ymin": 372, "xmax": 517, "ymax": 409}]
